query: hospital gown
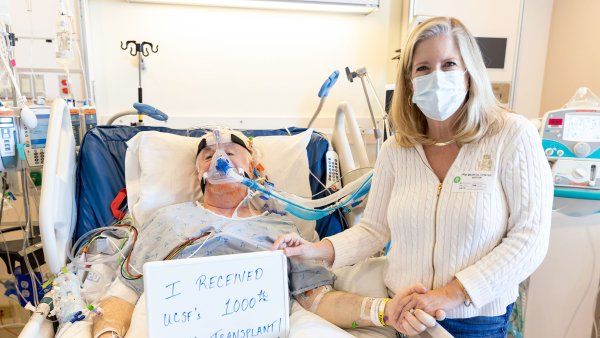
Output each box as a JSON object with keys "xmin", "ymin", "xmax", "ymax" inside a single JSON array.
[{"xmin": 120, "ymin": 202, "xmax": 335, "ymax": 297}]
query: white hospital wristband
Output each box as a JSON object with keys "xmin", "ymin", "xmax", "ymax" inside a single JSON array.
[{"xmin": 370, "ymin": 298, "xmax": 385, "ymax": 327}]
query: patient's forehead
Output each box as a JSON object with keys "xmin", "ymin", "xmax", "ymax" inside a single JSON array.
[{"xmin": 198, "ymin": 142, "xmax": 250, "ymax": 158}]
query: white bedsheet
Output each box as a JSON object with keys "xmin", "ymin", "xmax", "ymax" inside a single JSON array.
[
  {"xmin": 57, "ymin": 257, "xmax": 439, "ymax": 338},
  {"xmin": 124, "ymin": 294, "xmax": 364, "ymax": 338}
]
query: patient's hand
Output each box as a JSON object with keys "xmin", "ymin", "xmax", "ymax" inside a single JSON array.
[
  {"xmin": 385, "ymin": 283, "xmax": 446, "ymax": 336},
  {"xmin": 271, "ymin": 233, "xmax": 335, "ymax": 266},
  {"xmin": 93, "ymin": 296, "xmax": 135, "ymax": 338}
]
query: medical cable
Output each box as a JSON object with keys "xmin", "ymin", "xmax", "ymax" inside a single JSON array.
[
  {"xmin": 67, "ymin": 226, "xmax": 134, "ymax": 268},
  {"xmin": 239, "ymin": 168, "xmax": 373, "ymax": 221},
  {"xmin": 309, "ymin": 166, "xmax": 373, "ymax": 199},
  {"xmin": 23, "ymin": 167, "xmax": 43, "ymax": 274},
  {"xmin": 0, "ymin": 169, "xmax": 43, "ymax": 306},
  {"xmin": 0, "ymin": 30, "xmax": 27, "ymax": 109},
  {"xmin": 0, "ymin": 175, "xmax": 31, "ymax": 306},
  {"xmin": 312, "ymin": 174, "xmax": 353, "ymax": 231},
  {"xmin": 119, "ymin": 230, "xmax": 214, "ymax": 281},
  {"xmin": 19, "ymin": 168, "xmax": 41, "ymax": 305},
  {"xmin": 181, "ymin": 231, "xmax": 213, "ymax": 260},
  {"xmin": 119, "ymin": 226, "xmax": 143, "ymax": 280}
]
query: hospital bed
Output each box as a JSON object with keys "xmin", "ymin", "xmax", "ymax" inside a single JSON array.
[{"xmin": 19, "ymin": 99, "xmax": 449, "ymax": 338}]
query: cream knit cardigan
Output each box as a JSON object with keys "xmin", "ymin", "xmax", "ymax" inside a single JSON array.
[{"xmin": 328, "ymin": 113, "xmax": 553, "ymax": 318}]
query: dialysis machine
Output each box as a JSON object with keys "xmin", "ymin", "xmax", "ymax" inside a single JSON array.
[
  {"xmin": 542, "ymin": 109, "xmax": 599, "ymax": 196},
  {"xmin": 523, "ymin": 88, "xmax": 600, "ymax": 338}
]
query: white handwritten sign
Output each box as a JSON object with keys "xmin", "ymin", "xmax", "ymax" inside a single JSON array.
[{"xmin": 143, "ymin": 251, "xmax": 290, "ymax": 338}]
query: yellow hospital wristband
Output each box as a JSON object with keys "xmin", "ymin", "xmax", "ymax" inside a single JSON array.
[{"xmin": 378, "ymin": 298, "xmax": 391, "ymax": 326}]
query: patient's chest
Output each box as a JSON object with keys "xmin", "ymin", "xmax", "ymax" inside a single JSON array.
[{"xmin": 134, "ymin": 202, "xmax": 296, "ymax": 264}]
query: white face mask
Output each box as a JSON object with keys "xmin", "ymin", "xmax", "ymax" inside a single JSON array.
[{"xmin": 411, "ymin": 70, "xmax": 467, "ymax": 121}]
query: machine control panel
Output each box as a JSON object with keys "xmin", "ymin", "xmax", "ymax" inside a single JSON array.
[
  {"xmin": 70, "ymin": 108, "xmax": 82, "ymax": 147},
  {"xmin": 553, "ymin": 159, "xmax": 599, "ymax": 191},
  {"xmin": 541, "ymin": 108, "xmax": 600, "ymax": 160},
  {"xmin": 21, "ymin": 106, "xmax": 50, "ymax": 167},
  {"xmin": 542, "ymin": 108, "xmax": 600, "ymax": 199},
  {"xmin": 82, "ymin": 107, "xmax": 97, "ymax": 134},
  {"xmin": 0, "ymin": 108, "xmax": 18, "ymax": 170}
]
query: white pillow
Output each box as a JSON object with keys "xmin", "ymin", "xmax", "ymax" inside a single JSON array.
[{"xmin": 125, "ymin": 129, "xmax": 318, "ymax": 240}]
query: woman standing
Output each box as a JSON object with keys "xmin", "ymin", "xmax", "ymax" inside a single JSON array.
[{"xmin": 273, "ymin": 17, "xmax": 553, "ymax": 337}]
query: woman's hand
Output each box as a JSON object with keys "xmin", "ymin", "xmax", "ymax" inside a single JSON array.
[
  {"xmin": 271, "ymin": 233, "xmax": 335, "ymax": 265},
  {"xmin": 385, "ymin": 284, "xmax": 445, "ymax": 335},
  {"xmin": 396, "ymin": 279, "xmax": 465, "ymax": 323}
]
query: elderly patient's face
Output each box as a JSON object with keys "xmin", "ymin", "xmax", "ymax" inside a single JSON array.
[{"xmin": 196, "ymin": 142, "xmax": 253, "ymax": 208}]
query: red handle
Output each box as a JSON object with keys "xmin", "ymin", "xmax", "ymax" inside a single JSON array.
[{"xmin": 110, "ymin": 188, "xmax": 127, "ymax": 220}]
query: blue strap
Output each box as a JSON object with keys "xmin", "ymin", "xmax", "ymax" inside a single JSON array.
[
  {"xmin": 133, "ymin": 103, "xmax": 169, "ymax": 121},
  {"xmin": 317, "ymin": 70, "xmax": 340, "ymax": 98}
]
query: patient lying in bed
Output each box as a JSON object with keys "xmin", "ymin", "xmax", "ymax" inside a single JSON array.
[{"xmin": 92, "ymin": 129, "xmax": 437, "ymax": 338}]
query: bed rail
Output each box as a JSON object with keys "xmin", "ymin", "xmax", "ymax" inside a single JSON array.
[{"xmin": 39, "ymin": 99, "xmax": 77, "ymax": 274}]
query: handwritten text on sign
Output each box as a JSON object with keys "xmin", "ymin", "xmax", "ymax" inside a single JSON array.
[{"xmin": 144, "ymin": 251, "xmax": 290, "ymax": 338}]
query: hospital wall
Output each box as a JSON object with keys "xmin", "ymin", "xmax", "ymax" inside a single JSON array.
[
  {"xmin": 88, "ymin": 0, "xmax": 401, "ymax": 130},
  {"xmin": 8, "ymin": 0, "xmax": 86, "ymax": 102},
  {"xmin": 412, "ymin": 0, "xmax": 554, "ymax": 118},
  {"xmin": 540, "ymin": 0, "xmax": 600, "ymax": 114}
]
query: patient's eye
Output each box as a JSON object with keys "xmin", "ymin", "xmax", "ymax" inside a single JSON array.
[
  {"xmin": 226, "ymin": 152, "xmax": 234, "ymax": 156},
  {"xmin": 204, "ymin": 155, "xmax": 213, "ymax": 160}
]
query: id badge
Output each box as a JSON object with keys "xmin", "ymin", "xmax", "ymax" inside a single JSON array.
[{"xmin": 451, "ymin": 171, "xmax": 494, "ymax": 193}]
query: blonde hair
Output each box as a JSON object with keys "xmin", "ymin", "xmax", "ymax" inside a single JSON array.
[{"xmin": 391, "ymin": 17, "xmax": 504, "ymax": 147}]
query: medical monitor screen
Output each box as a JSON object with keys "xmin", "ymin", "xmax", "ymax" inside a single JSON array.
[
  {"xmin": 30, "ymin": 114, "xmax": 49, "ymax": 149},
  {"xmin": 563, "ymin": 113, "xmax": 600, "ymax": 143}
]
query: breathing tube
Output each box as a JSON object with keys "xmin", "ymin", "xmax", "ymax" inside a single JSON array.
[{"xmin": 213, "ymin": 156, "xmax": 373, "ymax": 221}]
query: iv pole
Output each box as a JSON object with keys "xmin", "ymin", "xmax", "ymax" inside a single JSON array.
[
  {"xmin": 120, "ymin": 40, "xmax": 158, "ymax": 125},
  {"xmin": 345, "ymin": 66, "xmax": 391, "ymax": 158}
]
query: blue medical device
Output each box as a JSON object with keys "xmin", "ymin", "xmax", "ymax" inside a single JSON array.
[
  {"xmin": 132, "ymin": 103, "xmax": 168, "ymax": 122},
  {"xmin": 307, "ymin": 70, "xmax": 340, "ymax": 129},
  {"xmin": 541, "ymin": 107, "xmax": 600, "ymax": 200},
  {"xmin": 318, "ymin": 70, "xmax": 339, "ymax": 98}
]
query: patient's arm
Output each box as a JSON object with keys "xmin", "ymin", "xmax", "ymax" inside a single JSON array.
[
  {"xmin": 294, "ymin": 285, "xmax": 439, "ymax": 332},
  {"xmin": 295, "ymin": 287, "xmax": 377, "ymax": 328},
  {"xmin": 93, "ymin": 296, "xmax": 135, "ymax": 338},
  {"xmin": 92, "ymin": 275, "xmax": 142, "ymax": 337}
]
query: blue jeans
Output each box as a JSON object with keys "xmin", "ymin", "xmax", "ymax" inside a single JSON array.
[{"xmin": 437, "ymin": 304, "xmax": 514, "ymax": 338}]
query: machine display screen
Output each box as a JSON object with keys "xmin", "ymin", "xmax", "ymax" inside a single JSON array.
[
  {"xmin": 0, "ymin": 117, "xmax": 14, "ymax": 128},
  {"xmin": 30, "ymin": 114, "xmax": 49, "ymax": 149},
  {"xmin": 563, "ymin": 113, "xmax": 600, "ymax": 143}
]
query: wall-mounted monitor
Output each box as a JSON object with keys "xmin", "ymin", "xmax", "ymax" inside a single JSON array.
[{"xmin": 475, "ymin": 37, "xmax": 507, "ymax": 69}]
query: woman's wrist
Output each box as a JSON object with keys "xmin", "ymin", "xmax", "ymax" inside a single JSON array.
[{"xmin": 318, "ymin": 239, "xmax": 335, "ymax": 267}]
